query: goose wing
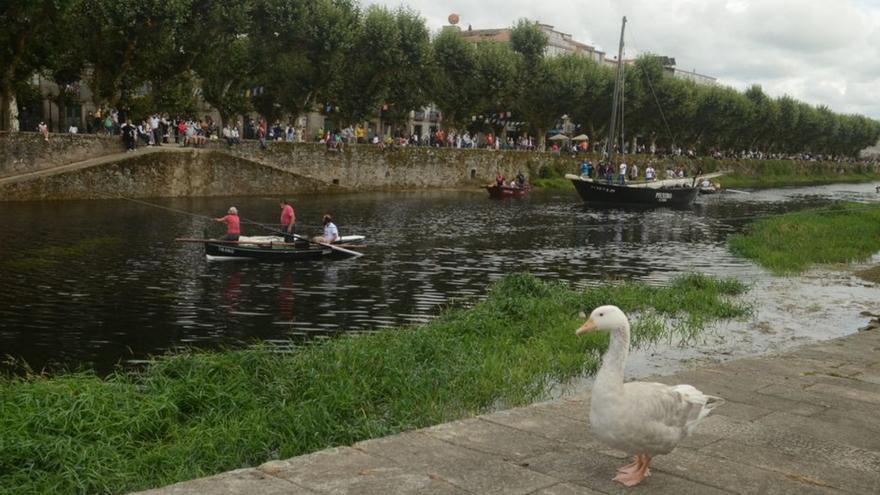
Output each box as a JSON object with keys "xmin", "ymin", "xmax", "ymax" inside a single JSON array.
[{"xmin": 613, "ymin": 382, "xmax": 722, "ymax": 453}]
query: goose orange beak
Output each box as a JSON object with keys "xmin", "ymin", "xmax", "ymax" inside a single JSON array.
[{"xmin": 576, "ymin": 318, "xmax": 597, "ymax": 335}]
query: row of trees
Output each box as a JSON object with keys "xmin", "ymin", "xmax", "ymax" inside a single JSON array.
[{"xmin": 3, "ymin": 0, "xmax": 879, "ymax": 156}]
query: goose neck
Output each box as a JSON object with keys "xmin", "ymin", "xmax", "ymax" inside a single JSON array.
[{"xmin": 594, "ymin": 325, "xmax": 629, "ymax": 393}]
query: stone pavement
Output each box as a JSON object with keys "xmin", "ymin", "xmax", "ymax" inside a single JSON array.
[{"xmin": 134, "ymin": 329, "xmax": 880, "ymax": 495}]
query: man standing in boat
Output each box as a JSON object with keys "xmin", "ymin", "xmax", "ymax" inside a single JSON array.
[
  {"xmin": 313, "ymin": 214, "xmax": 340, "ymax": 244},
  {"xmin": 215, "ymin": 207, "xmax": 241, "ymax": 241},
  {"xmin": 279, "ymin": 199, "xmax": 296, "ymax": 242},
  {"xmin": 619, "ymin": 160, "xmax": 628, "ymax": 185}
]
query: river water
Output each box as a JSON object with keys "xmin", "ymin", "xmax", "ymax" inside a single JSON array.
[{"xmin": 2, "ymin": 182, "xmax": 879, "ymax": 373}]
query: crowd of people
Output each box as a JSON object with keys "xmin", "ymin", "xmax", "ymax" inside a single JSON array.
[
  {"xmin": 33, "ymin": 107, "xmax": 879, "ymax": 166},
  {"xmin": 578, "ymin": 157, "xmax": 696, "ymax": 185}
]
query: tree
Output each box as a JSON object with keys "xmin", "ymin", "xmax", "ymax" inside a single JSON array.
[
  {"xmin": 0, "ymin": 0, "xmax": 73, "ymax": 131},
  {"xmin": 471, "ymin": 41, "xmax": 519, "ymax": 134},
  {"xmin": 382, "ymin": 8, "xmax": 432, "ymax": 129},
  {"xmin": 332, "ymin": 5, "xmax": 402, "ymax": 126},
  {"xmin": 249, "ymin": 0, "xmax": 358, "ymax": 123},
  {"xmin": 430, "ymin": 28, "xmax": 478, "ymax": 130},
  {"xmin": 509, "ymin": 19, "xmax": 552, "ymax": 149}
]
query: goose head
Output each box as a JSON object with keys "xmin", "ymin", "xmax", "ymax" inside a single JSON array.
[{"xmin": 576, "ymin": 305, "xmax": 629, "ymax": 336}]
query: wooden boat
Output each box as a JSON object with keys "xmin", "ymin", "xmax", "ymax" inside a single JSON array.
[
  {"xmin": 486, "ymin": 184, "xmax": 532, "ymax": 198},
  {"xmin": 177, "ymin": 235, "xmax": 365, "ymax": 261},
  {"xmin": 567, "ymin": 176, "xmax": 699, "ymax": 206},
  {"xmin": 569, "ymin": 17, "xmax": 703, "ymax": 208}
]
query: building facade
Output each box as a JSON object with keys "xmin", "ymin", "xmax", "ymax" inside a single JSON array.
[{"xmin": 456, "ymin": 23, "xmax": 605, "ymax": 62}]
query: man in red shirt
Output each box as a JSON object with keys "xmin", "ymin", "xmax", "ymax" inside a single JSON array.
[
  {"xmin": 279, "ymin": 199, "xmax": 296, "ymax": 242},
  {"xmin": 215, "ymin": 206, "xmax": 241, "ymax": 241}
]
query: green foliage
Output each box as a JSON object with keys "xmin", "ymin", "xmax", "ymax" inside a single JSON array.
[
  {"xmin": 729, "ymin": 203, "xmax": 880, "ymax": 274},
  {"xmin": 0, "ymin": 273, "xmax": 749, "ymax": 494},
  {"xmin": 430, "ymin": 29, "xmax": 478, "ymax": 129},
  {"xmin": 4, "ymin": 5, "xmax": 880, "ymax": 156}
]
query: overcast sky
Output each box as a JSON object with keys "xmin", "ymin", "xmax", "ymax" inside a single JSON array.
[{"xmin": 364, "ymin": 0, "xmax": 880, "ymax": 120}]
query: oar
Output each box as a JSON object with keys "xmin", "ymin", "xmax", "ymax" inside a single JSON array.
[
  {"xmin": 292, "ymin": 233, "xmax": 363, "ymax": 258},
  {"xmin": 725, "ymin": 189, "xmax": 752, "ymax": 194}
]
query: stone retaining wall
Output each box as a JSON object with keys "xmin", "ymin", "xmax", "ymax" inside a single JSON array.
[
  {"xmin": 0, "ymin": 150, "xmax": 328, "ymax": 201},
  {"xmin": 0, "ymin": 132, "xmax": 124, "ymax": 177},
  {"xmin": 221, "ymin": 142, "xmax": 552, "ymax": 189},
  {"xmin": 1, "ymin": 133, "xmax": 877, "ymax": 201}
]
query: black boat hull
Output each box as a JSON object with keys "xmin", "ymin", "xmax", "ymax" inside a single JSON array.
[
  {"xmin": 205, "ymin": 242, "xmax": 342, "ymax": 261},
  {"xmin": 570, "ymin": 179, "xmax": 699, "ymax": 207}
]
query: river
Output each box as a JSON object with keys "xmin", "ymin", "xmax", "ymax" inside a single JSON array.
[{"xmin": 2, "ymin": 182, "xmax": 879, "ymax": 373}]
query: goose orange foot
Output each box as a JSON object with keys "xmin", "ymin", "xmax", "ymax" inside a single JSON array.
[{"xmin": 612, "ymin": 454, "xmax": 652, "ymax": 486}]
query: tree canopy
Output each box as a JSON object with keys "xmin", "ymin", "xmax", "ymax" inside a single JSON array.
[{"xmin": 2, "ymin": 3, "xmax": 879, "ymax": 156}]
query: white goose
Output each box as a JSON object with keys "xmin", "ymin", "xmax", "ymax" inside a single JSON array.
[{"xmin": 576, "ymin": 305, "xmax": 722, "ymax": 486}]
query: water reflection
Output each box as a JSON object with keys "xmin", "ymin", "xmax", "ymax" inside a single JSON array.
[{"xmin": 1, "ymin": 182, "xmax": 878, "ymax": 372}]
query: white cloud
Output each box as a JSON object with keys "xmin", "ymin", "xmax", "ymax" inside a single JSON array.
[{"xmin": 363, "ymin": 0, "xmax": 880, "ymax": 119}]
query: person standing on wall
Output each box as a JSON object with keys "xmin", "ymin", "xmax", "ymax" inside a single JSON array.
[{"xmin": 279, "ymin": 199, "xmax": 296, "ymax": 243}]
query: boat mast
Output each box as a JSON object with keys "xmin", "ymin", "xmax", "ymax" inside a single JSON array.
[{"xmin": 605, "ymin": 16, "xmax": 627, "ymax": 165}]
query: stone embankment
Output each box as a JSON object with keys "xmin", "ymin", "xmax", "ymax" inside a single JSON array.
[
  {"xmin": 134, "ymin": 328, "xmax": 880, "ymax": 495},
  {"xmin": 1, "ymin": 132, "xmax": 878, "ymax": 201},
  {"xmin": 0, "ymin": 133, "xmax": 552, "ymax": 201}
]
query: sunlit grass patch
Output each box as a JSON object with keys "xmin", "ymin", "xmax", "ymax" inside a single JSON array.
[
  {"xmin": 0, "ymin": 273, "xmax": 749, "ymax": 495},
  {"xmin": 729, "ymin": 203, "xmax": 880, "ymax": 274}
]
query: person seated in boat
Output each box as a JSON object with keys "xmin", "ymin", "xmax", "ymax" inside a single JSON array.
[
  {"xmin": 666, "ymin": 167, "xmax": 675, "ymax": 179},
  {"xmin": 495, "ymin": 173, "xmax": 505, "ymax": 187},
  {"xmin": 618, "ymin": 161, "xmax": 627, "ymax": 185},
  {"xmin": 215, "ymin": 206, "xmax": 241, "ymax": 241},
  {"xmin": 700, "ymin": 179, "xmax": 711, "ymax": 188},
  {"xmin": 516, "ymin": 172, "xmax": 526, "ymax": 187},
  {"xmin": 313, "ymin": 214, "xmax": 340, "ymax": 244},
  {"xmin": 509, "ymin": 179, "xmax": 518, "ymax": 189}
]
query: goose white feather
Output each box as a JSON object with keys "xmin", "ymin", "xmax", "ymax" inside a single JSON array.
[{"xmin": 577, "ymin": 305, "xmax": 722, "ymax": 486}]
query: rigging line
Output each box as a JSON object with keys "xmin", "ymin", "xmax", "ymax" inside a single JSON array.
[
  {"xmin": 625, "ymin": 25, "xmax": 677, "ymax": 148},
  {"xmin": 105, "ymin": 194, "xmax": 329, "ymax": 231}
]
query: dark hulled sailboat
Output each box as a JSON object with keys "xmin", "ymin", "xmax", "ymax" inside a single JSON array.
[{"xmin": 569, "ymin": 16, "xmax": 701, "ymax": 207}]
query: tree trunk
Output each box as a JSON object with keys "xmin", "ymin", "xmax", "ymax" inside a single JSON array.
[
  {"xmin": 537, "ymin": 128, "xmax": 546, "ymax": 151},
  {"xmin": 57, "ymin": 99, "xmax": 67, "ymax": 133},
  {"xmin": 0, "ymin": 90, "xmax": 11, "ymax": 131}
]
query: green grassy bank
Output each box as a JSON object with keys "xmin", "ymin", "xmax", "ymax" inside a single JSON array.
[
  {"xmin": 729, "ymin": 203, "xmax": 880, "ymax": 274},
  {"xmin": 0, "ymin": 273, "xmax": 749, "ymax": 495},
  {"xmin": 721, "ymin": 172, "xmax": 880, "ymax": 189}
]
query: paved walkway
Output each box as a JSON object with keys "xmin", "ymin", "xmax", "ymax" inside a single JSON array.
[{"xmin": 135, "ymin": 329, "xmax": 880, "ymax": 495}]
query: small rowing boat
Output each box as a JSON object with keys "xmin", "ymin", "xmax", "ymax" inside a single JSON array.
[
  {"xmin": 486, "ymin": 184, "xmax": 532, "ymax": 198},
  {"xmin": 176, "ymin": 235, "xmax": 366, "ymax": 261}
]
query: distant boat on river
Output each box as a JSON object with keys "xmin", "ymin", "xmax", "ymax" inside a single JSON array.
[
  {"xmin": 570, "ymin": 16, "xmax": 707, "ymax": 207},
  {"xmin": 485, "ymin": 184, "xmax": 532, "ymax": 198}
]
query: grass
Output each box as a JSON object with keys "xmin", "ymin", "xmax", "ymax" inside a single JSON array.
[
  {"xmin": 721, "ymin": 172, "xmax": 880, "ymax": 189},
  {"xmin": 0, "ymin": 273, "xmax": 749, "ymax": 495},
  {"xmin": 729, "ymin": 203, "xmax": 880, "ymax": 274},
  {"xmin": 532, "ymin": 177, "xmax": 575, "ymax": 190}
]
